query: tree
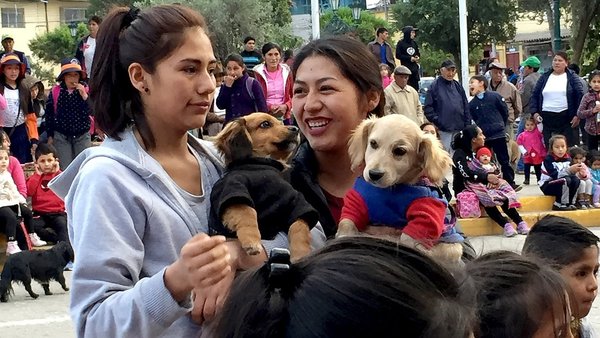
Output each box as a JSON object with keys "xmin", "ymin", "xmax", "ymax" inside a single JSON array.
[
  {"xmin": 391, "ymin": 0, "xmax": 518, "ymax": 77},
  {"xmin": 88, "ymin": 0, "xmax": 137, "ymax": 16},
  {"xmin": 320, "ymin": 7, "xmax": 394, "ymax": 44},
  {"xmin": 28, "ymin": 23, "xmax": 88, "ymax": 83},
  {"xmin": 569, "ymin": 0, "xmax": 600, "ymax": 65}
]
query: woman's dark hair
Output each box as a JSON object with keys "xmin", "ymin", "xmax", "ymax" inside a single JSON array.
[
  {"xmin": 210, "ymin": 237, "xmax": 475, "ymax": 338},
  {"xmin": 420, "ymin": 122, "xmax": 439, "ymax": 139},
  {"xmin": 90, "ymin": 5, "xmax": 208, "ymax": 149},
  {"xmin": 262, "ymin": 42, "xmax": 282, "ymax": 56},
  {"xmin": 88, "ymin": 15, "xmax": 102, "ymax": 25},
  {"xmin": 451, "ymin": 124, "xmax": 479, "ymax": 152},
  {"xmin": 548, "ymin": 134, "xmax": 567, "ymax": 152},
  {"xmin": 224, "ymin": 53, "xmax": 245, "ymax": 71},
  {"xmin": 466, "ymin": 251, "xmax": 571, "ymax": 338},
  {"xmin": 283, "ymin": 49, "xmax": 293, "ymax": 62},
  {"xmin": 292, "ymin": 36, "xmax": 385, "ymax": 117},
  {"xmin": 523, "ymin": 215, "xmax": 599, "ymax": 269}
]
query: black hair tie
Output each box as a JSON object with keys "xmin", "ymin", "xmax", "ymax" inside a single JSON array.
[
  {"xmin": 268, "ymin": 248, "xmax": 292, "ymax": 292},
  {"xmin": 121, "ymin": 7, "xmax": 140, "ymax": 30}
]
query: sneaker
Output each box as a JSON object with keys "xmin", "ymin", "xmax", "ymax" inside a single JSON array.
[
  {"xmin": 552, "ymin": 202, "xmax": 570, "ymax": 211},
  {"xmin": 568, "ymin": 204, "xmax": 578, "ymax": 210},
  {"xmin": 503, "ymin": 223, "xmax": 517, "ymax": 237},
  {"xmin": 6, "ymin": 241, "xmax": 21, "ymax": 255},
  {"xmin": 523, "ymin": 180, "xmax": 530, "ymax": 185},
  {"xmin": 64, "ymin": 261, "xmax": 74, "ymax": 271},
  {"xmin": 594, "ymin": 202, "xmax": 600, "ymax": 208},
  {"xmin": 29, "ymin": 233, "xmax": 47, "ymax": 247},
  {"xmin": 516, "ymin": 221, "xmax": 530, "ymax": 235},
  {"xmin": 577, "ymin": 202, "xmax": 588, "ymax": 210}
]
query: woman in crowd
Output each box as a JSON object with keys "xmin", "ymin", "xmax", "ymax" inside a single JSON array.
[
  {"xmin": 253, "ymin": 42, "xmax": 294, "ymax": 124},
  {"xmin": 75, "ymin": 15, "xmax": 102, "ymax": 78},
  {"xmin": 530, "ymin": 51, "xmax": 584, "ymax": 147},
  {"xmin": 289, "ymin": 36, "xmax": 385, "ymax": 238}
]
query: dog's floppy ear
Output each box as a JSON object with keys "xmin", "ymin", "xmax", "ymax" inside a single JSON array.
[
  {"xmin": 348, "ymin": 118, "xmax": 376, "ymax": 172},
  {"xmin": 214, "ymin": 119, "xmax": 253, "ymax": 164},
  {"xmin": 418, "ymin": 133, "xmax": 452, "ymax": 184}
]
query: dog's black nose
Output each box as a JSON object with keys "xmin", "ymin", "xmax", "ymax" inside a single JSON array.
[
  {"xmin": 287, "ymin": 126, "xmax": 299, "ymax": 132},
  {"xmin": 368, "ymin": 169, "xmax": 385, "ymax": 182}
]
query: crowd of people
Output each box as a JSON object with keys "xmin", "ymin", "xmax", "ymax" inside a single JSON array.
[{"xmin": 0, "ymin": 3, "xmax": 597, "ymax": 338}]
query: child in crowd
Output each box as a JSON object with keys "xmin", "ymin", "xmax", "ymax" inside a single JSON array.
[
  {"xmin": 589, "ymin": 150, "xmax": 600, "ymax": 208},
  {"xmin": 569, "ymin": 147, "xmax": 594, "ymax": 209},
  {"xmin": 516, "ymin": 116, "xmax": 546, "ymax": 185},
  {"xmin": 577, "ymin": 70, "xmax": 600, "ymax": 152},
  {"xmin": 379, "ymin": 63, "xmax": 392, "ymax": 88},
  {"xmin": 0, "ymin": 130, "xmax": 26, "ymax": 198},
  {"xmin": 420, "ymin": 122, "xmax": 452, "ymax": 201},
  {"xmin": 466, "ymin": 251, "xmax": 574, "ymax": 338},
  {"xmin": 45, "ymin": 58, "xmax": 91, "ymax": 170},
  {"xmin": 523, "ymin": 215, "xmax": 599, "ymax": 338},
  {"xmin": 26, "ymin": 143, "xmax": 68, "ymax": 244},
  {"xmin": 216, "ymin": 53, "xmax": 268, "ymax": 122},
  {"xmin": 23, "ymin": 74, "xmax": 46, "ymax": 142},
  {"xmin": 0, "ymin": 148, "xmax": 46, "ymax": 254},
  {"xmin": 539, "ymin": 134, "xmax": 582, "ymax": 210},
  {"xmin": 203, "ymin": 62, "xmax": 226, "ymax": 137}
]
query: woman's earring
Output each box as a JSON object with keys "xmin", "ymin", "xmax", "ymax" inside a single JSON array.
[{"xmin": 144, "ymin": 87, "xmax": 149, "ymax": 94}]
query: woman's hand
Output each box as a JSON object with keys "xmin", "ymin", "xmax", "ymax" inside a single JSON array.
[
  {"xmin": 570, "ymin": 116, "xmax": 580, "ymax": 128},
  {"xmin": 487, "ymin": 173, "xmax": 500, "ymax": 185},
  {"xmin": 164, "ymin": 234, "xmax": 230, "ymax": 304},
  {"xmin": 223, "ymin": 75, "xmax": 235, "ymax": 88},
  {"xmin": 190, "ymin": 240, "xmax": 267, "ymax": 324},
  {"xmin": 533, "ymin": 113, "xmax": 542, "ymax": 124}
]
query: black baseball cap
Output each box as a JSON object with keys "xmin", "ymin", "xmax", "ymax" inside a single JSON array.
[{"xmin": 440, "ymin": 59, "xmax": 456, "ymax": 69}]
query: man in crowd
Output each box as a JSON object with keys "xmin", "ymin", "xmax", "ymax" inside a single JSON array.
[
  {"xmin": 395, "ymin": 25, "xmax": 420, "ymax": 90},
  {"xmin": 488, "ymin": 62, "xmax": 522, "ymax": 139},
  {"xmin": 367, "ymin": 27, "xmax": 395, "ymax": 71},
  {"xmin": 240, "ymin": 36, "xmax": 262, "ymax": 77},
  {"xmin": 0, "ymin": 36, "xmax": 30, "ymax": 74},
  {"xmin": 515, "ymin": 56, "xmax": 542, "ymax": 174},
  {"xmin": 424, "ymin": 60, "xmax": 471, "ymax": 155},
  {"xmin": 384, "ymin": 65, "xmax": 423, "ymax": 124}
]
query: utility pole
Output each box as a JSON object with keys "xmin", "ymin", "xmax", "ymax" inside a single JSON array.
[
  {"xmin": 459, "ymin": 0, "xmax": 469, "ymax": 94},
  {"xmin": 41, "ymin": 0, "xmax": 49, "ymax": 33},
  {"xmin": 311, "ymin": 0, "xmax": 320, "ymax": 40},
  {"xmin": 553, "ymin": 0, "xmax": 561, "ymax": 51}
]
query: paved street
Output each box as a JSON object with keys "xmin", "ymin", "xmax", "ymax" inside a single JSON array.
[{"xmin": 0, "ymin": 229, "xmax": 599, "ymax": 337}]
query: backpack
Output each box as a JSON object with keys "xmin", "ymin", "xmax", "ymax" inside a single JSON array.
[
  {"xmin": 456, "ymin": 191, "xmax": 481, "ymax": 218},
  {"xmin": 245, "ymin": 77, "xmax": 259, "ymax": 112}
]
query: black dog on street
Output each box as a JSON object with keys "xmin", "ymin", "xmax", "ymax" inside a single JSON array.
[{"xmin": 0, "ymin": 241, "xmax": 74, "ymax": 302}]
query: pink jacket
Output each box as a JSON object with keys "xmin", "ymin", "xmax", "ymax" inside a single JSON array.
[
  {"xmin": 8, "ymin": 156, "xmax": 26, "ymax": 198},
  {"xmin": 517, "ymin": 128, "xmax": 547, "ymax": 165}
]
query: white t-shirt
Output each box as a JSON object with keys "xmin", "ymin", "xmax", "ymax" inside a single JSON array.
[
  {"xmin": 83, "ymin": 36, "xmax": 96, "ymax": 77},
  {"xmin": 2, "ymin": 87, "xmax": 24, "ymax": 127},
  {"xmin": 541, "ymin": 72, "xmax": 568, "ymax": 113}
]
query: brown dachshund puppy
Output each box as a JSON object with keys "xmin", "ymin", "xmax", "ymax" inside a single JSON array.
[{"xmin": 209, "ymin": 113, "xmax": 318, "ymax": 261}]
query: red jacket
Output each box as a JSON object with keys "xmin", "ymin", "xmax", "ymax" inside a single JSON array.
[{"xmin": 26, "ymin": 171, "xmax": 65, "ymax": 213}]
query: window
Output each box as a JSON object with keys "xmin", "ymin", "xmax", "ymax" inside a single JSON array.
[
  {"xmin": 62, "ymin": 8, "xmax": 87, "ymax": 23},
  {"xmin": 1, "ymin": 8, "xmax": 25, "ymax": 28}
]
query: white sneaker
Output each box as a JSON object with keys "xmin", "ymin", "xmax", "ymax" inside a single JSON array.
[
  {"xmin": 29, "ymin": 233, "xmax": 47, "ymax": 247},
  {"xmin": 6, "ymin": 241, "xmax": 21, "ymax": 255}
]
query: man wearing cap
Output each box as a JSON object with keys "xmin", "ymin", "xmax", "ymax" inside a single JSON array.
[
  {"xmin": 384, "ymin": 65, "xmax": 423, "ymax": 124},
  {"xmin": 395, "ymin": 26, "xmax": 420, "ymax": 90},
  {"xmin": 368, "ymin": 28, "xmax": 395, "ymax": 71},
  {"xmin": 519, "ymin": 56, "xmax": 541, "ymax": 117},
  {"xmin": 0, "ymin": 36, "xmax": 30, "ymax": 75},
  {"xmin": 488, "ymin": 61, "xmax": 522, "ymax": 139},
  {"xmin": 424, "ymin": 60, "xmax": 470, "ymax": 154}
]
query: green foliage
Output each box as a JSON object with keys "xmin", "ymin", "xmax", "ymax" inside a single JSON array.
[
  {"xmin": 141, "ymin": 0, "xmax": 301, "ymax": 60},
  {"xmin": 30, "ymin": 60, "xmax": 56, "ymax": 85},
  {"xmin": 28, "ymin": 23, "xmax": 88, "ymax": 64},
  {"xmin": 320, "ymin": 7, "xmax": 394, "ymax": 44},
  {"xmin": 418, "ymin": 44, "xmax": 484, "ymax": 77},
  {"xmin": 88, "ymin": 0, "xmax": 137, "ymax": 16},
  {"xmin": 391, "ymin": 0, "xmax": 517, "ymax": 64}
]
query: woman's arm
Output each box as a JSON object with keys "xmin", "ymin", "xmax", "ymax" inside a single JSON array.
[{"xmin": 453, "ymin": 150, "xmax": 488, "ymax": 184}]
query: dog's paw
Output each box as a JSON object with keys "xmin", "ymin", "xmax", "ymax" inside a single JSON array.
[
  {"xmin": 0, "ymin": 295, "xmax": 7, "ymax": 302},
  {"xmin": 45, "ymin": 290, "xmax": 53, "ymax": 296},
  {"xmin": 242, "ymin": 242, "xmax": 262, "ymax": 256},
  {"xmin": 30, "ymin": 293, "xmax": 39, "ymax": 299},
  {"xmin": 63, "ymin": 286, "xmax": 69, "ymax": 292}
]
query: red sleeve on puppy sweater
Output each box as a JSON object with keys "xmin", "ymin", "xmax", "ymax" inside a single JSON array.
[
  {"xmin": 402, "ymin": 197, "xmax": 446, "ymax": 248},
  {"xmin": 340, "ymin": 189, "xmax": 369, "ymax": 231}
]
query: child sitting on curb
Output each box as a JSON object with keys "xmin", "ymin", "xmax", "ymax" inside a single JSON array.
[
  {"xmin": 569, "ymin": 146, "xmax": 594, "ymax": 209},
  {"xmin": 539, "ymin": 134, "xmax": 582, "ymax": 210}
]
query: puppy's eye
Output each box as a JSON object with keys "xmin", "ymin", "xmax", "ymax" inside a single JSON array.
[
  {"xmin": 259, "ymin": 121, "xmax": 271, "ymax": 129},
  {"xmin": 393, "ymin": 147, "xmax": 407, "ymax": 157},
  {"xmin": 370, "ymin": 140, "xmax": 378, "ymax": 149}
]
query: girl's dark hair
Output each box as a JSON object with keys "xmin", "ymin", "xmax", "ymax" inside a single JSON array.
[
  {"xmin": 0, "ymin": 130, "xmax": 9, "ymax": 150},
  {"xmin": 466, "ymin": 251, "xmax": 571, "ymax": 338},
  {"xmin": 292, "ymin": 36, "xmax": 385, "ymax": 118},
  {"xmin": 588, "ymin": 70, "xmax": 600, "ymax": 84},
  {"xmin": 568, "ymin": 146, "xmax": 586, "ymax": 158},
  {"xmin": 523, "ymin": 215, "xmax": 599, "ymax": 269},
  {"xmin": 420, "ymin": 122, "xmax": 439, "ymax": 139},
  {"xmin": 224, "ymin": 53, "xmax": 245, "ymax": 70},
  {"xmin": 588, "ymin": 149, "xmax": 600, "ymax": 165},
  {"xmin": 452, "ymin": 124, "xmax": 479, "ymax": 152},
  {"xmin": 88, "ymin": 15, "xmax": 102, "ymax": 25},
  {"xmin": 211, "ymin": 237, "xmax": 475, "ymax": 338},
  {"xmin": 261, "ymin": 42, "xmax": 282, "ymax": 56},
  {"xmin": 283, "ymin": 49, "xmax": 293, "ymax": 62},
  {"xmin": 548, "ymin": 134, "xmax": 567, "ymax": 152},
  {"xmin": 90, "ymin": 5, "xmax": 208, "ymax": 149}
]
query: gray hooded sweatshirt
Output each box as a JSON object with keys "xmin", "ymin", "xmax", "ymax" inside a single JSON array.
[{"xmin": 50, "ymin": 129, "xmax": 325, "ymax": 338}]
